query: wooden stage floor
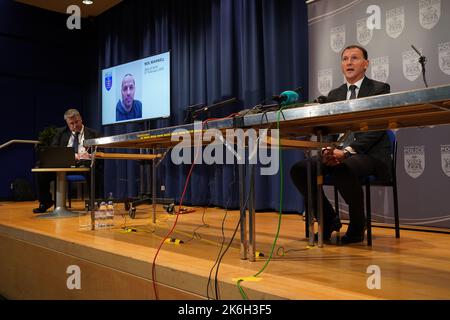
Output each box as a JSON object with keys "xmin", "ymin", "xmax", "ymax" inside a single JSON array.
[{"xmin": 1, "ymin": 201, "xmax": 450, "ymax": 300}]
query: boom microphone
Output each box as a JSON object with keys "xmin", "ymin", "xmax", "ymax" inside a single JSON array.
[{"xmin": 411, "ymin": 45, "xmax": 423, "ymax": 58}]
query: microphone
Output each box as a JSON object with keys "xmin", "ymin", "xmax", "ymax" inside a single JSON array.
[
  {"xmin": 313, "ymin": 96, "xmax": 328, "ymax": 104},
  {"xmin": 411, "ymin": 44, "xmax": 428, "ymax": 88},
  {"xmin": 192, "ymin": 97, "xmax": 237, "ymax": 117},
  {"xmin": 184, "ymin": 103, "xmax": 205, "ymax": 123},
  {"xmin": 272, "ymin": 87, "xmax": 302, "ymax": 105},
  {"xmin": 411, "ymin": 44, "xmax": 424, "ymax": 58}
]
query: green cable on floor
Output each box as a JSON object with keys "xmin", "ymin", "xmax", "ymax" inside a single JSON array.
[{"xmin": 236, "ymin": 107, "xmax": 287, "ymax": 300}]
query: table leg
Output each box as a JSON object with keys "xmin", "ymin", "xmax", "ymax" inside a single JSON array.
[
  {"xmin": 248, "ymin": 163, "xmax": 256, "ymax": 262},
  {"xmin": 152, "ymin": 149, "xmax": 156, "ymax": 224},
  {"xmin": 90, "ymin": 160, "xmax": 96, "ymax": 230},
  {"xmin": 317, "ymin": 132, "xmax": 324, "ymax": 248},
  {"xmin": 307, "ymin": 155, "xmax": 315, "ymax": 247},
  {"xmin": 239, "ymin": 163, "xmax": 247, "ymax": 260},
  {"xmin": 37, "ymin": 172, "xmax": 78, "ymax": 219}
]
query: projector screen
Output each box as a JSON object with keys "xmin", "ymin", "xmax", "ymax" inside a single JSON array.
[{"xmin": 101, "ymin": 51, "xmax": 170, "ymax": 125}]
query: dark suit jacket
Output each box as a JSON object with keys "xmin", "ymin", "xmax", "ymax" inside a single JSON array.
[
  {"xmin": 51, "ymin": 126, "xmax": 101, "ymax": 147},
  {"xmin": 327, "ymin": 77, "xmax": 392, "ymax": 181}
]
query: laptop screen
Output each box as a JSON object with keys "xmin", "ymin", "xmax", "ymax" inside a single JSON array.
[{"xmin": 38, "ymin": 147, "xmax": 76, "ymax": 168}]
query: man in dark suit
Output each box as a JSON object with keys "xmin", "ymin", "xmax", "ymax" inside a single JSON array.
[
  {"xmin": 290, "ymin": 45, "xmax": 391, "ymax": 244},
  {"xmin": 33, "ymin": 109, "xmax": 103, "ymax": 213}
]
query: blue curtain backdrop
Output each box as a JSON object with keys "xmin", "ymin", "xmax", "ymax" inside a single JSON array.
[
  {"xmin": 90, "ymin": 0, "xmax": 308, "ymax": 212},
  {"xmin": 0, "ymin": 1, "xmax": 90, "ymax": 199}
]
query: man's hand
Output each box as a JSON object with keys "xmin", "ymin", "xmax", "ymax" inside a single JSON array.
[
  {"xmin": 332, "ymin": 149, "xmax": 346, "ymax": 163},
  {"xmin": 75, "ymin": 152, "xmax": 91, "ymax": 161},
  {"xmin": 322, "ymin": 148, "xmax": 346, "ymax": 166},
  {"xmin": 322, "ymin": 147, "xmax": 337, "ymax": 166}
]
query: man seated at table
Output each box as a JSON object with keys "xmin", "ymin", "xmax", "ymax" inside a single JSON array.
[
  {"xmin": 33, "ymin": 109, "xmax": 103, "ymax": 213},
  {"xmin": 290, "ymin": 45, "xmax": 392, "ymax": 244}
]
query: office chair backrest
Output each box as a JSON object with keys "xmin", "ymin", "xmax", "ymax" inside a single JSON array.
[
  {"xmin": 386, "ymin": 130, "xmax": 398, "ymax": 175},
  {"xmin": 386, "ymin": 130, "xmax": 396, "ymax": 156}
]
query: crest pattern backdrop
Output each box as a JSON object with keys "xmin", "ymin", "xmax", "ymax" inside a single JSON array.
[{"xmin": 308, "ymin": 0, "xmax": 450, "ymax": 228}]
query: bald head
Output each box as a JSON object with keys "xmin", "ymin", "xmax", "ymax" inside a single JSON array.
[{"xmin": 121, "ymin": 74, "xmax": 136, "ymax": 109}]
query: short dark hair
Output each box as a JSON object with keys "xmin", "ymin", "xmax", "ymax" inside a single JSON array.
[{"xmin": 341, "ymin": 45, "xmax": 368, "ymax": 60}]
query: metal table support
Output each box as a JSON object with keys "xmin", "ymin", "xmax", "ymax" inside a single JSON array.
[
  {"xmin": 248, "ymin": 163, "xmax": 256, "ymax": 261},
  {"xmin": 152, "ymin": 148, "xmax": 157, "ymax": 224},
  {"xmin": 239, "ymin": 164, "xmax": 247, "ymax": 260},
  {"xmin": 316, "ymin": 131, "xmax": 324, "ymax": 248},
  {"xmin": 307, "ymin": 150, "xmax": 315, "ymax": 247},
  {"xmin": 90, "ymin": 155, "xmax": 96, "ymax": 230},
  {"xmin": 31, "ymin": 168, "xmax": 89, "ymax": 219}
]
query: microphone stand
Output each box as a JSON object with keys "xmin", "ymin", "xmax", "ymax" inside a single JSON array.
[
  {"xmin": 411, "ymin": 45, "xmax": 429, "ymax": 88},
  {"xmin": 419, "ymin": 55, "xmax": 428, "ymax": 88},
  {"xmin": 191, "ymin": 97, "xmax": 238, "ymax": 120}
]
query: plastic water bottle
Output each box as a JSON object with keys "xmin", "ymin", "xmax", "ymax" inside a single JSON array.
[
  {"xmin": 106, "ymin": 192, "xmax": 115, "ymax": 227},
  {"xmin": 95, "ymin": 201, "xmax": 107, "ymax": 229},
  {"xmin": 106, "ymin": 201, "xmax": 115, "ymax": 227}
]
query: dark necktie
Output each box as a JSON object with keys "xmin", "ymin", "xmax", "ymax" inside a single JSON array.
[
  {"xmin": 349, "ymin": 84, "xmax": 358, "ymax": 99},
  {"xmin": 73, "ymin": 132, "xmax": 80, "ymax": 153}
]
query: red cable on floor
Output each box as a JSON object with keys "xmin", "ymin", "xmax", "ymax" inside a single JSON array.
[
  {"xmin": 151, "ymin": 121, "xmax": 204, "ymax": 299},
  {"xmin": 151, "ymin": 114, "xmax": 237, "ymax": 299}
]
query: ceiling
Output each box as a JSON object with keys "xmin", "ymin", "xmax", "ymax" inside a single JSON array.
[
  {"xmin": 16, "ymin": 0, "xmax": 314, "ymax": 17},
  {"xmin": 15, "ymin": 0, "xmax": 122, "ymax": 17}
]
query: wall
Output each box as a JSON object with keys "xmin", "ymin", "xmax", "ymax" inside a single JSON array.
[{"xmin": 308, "ymin": 0, "xmax": 450, "ymax": 228}]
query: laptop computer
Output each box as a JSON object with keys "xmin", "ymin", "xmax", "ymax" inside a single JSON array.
[{"xmin": 38, "ymin": 147, "xmax": 77, "ymax": 168}]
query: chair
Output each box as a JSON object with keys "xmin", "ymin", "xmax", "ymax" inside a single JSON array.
[
  {"xmin": 324, "ymin": 130, "xmax": 400, "ymax": 245},
  {"xmin": 66, "ymin": 175, "xmax": 87, "ymax": 208}
]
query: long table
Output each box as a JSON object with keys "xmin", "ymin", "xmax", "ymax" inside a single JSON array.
[{"xmin": 85, "ymin": 84, "xmax": 450, "ymax": 257}]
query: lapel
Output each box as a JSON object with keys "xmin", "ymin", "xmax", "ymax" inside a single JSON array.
[
  {"xmin": 61, "ymin": 129, "xmax": 72, "ymax": 146},
  {"xmin": 336, "ymin": 84, "xmax": 348, "ymax": 101},
  {"xmin": 357, "ymin": 77, "xmax": 373, "ymax": 98},
  {"xmin": 83, "ymin": 128, "xmax": 91, "ymax": 140}
]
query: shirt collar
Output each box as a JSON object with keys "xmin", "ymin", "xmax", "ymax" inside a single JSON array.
[
  {"xmin": 72, "ymin": 125, "xmax": 84, "ymax": 136},
  {"xmin": 346, "ymin": 76, "xmax": 365, "ymax": 91}
]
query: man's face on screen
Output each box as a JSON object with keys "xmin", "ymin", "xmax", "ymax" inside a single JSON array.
[
  {"xmin": 66, "ymin": 116, "xmax": 83, "ymax": 133},
  {"xmin": 341, "ymin": 47, "xmax": 369, "ymax": 84},
  {"xmin": 121, "ymin": 75, "xmax": 136, "ymax": 109}
]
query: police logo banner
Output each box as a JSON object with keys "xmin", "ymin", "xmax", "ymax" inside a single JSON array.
[
  {"xmin": 438, "ymin": 42, "xmax": 450, "ymax": 76},
  {"xmin": 404, "ymin": 146, "xmax": 425, "ymax": 179},
  {"xmin": 318, "ymin": 69, "xmax": 333, "ymax": 96},
  {"xmin": 403, "ymin": 49, "xmax": 422, "ymax": 82},
  {"xmin": 386, "ymin": 7, "xmax": 405, "ymax": 39},
  {"xmin": 419, "ymin": 0, "xmax": 441, "ymax": 30},
  {"xmin": 104, "ymin": 72, "xmax": 112, "ymax": 91},
  {"xmin": 441, "ymin": 145, "xmax": 450, "ymax": 178},
  {"xmin": 357, "ymin": 18, "xmax": 373, "ymax": 46},
  {"xmin": 371, "ymin": 56, "xmax": 389, "ymax": 83},
  {"xmin": 330, "ymin": 25, "xmax": 345, "ymax": 53}
]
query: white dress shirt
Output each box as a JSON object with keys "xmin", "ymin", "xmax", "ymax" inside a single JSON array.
[
  {"xmin": 340, "ymin": 77, "xmax": 366, "ymax": 154},
  {"xmin": 67, "ymin": 125, "xmax": 87, "ymax": 154},
  {"xmin": 345, "ymin": 77, "xmax": 365, "ymax": 100}
]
